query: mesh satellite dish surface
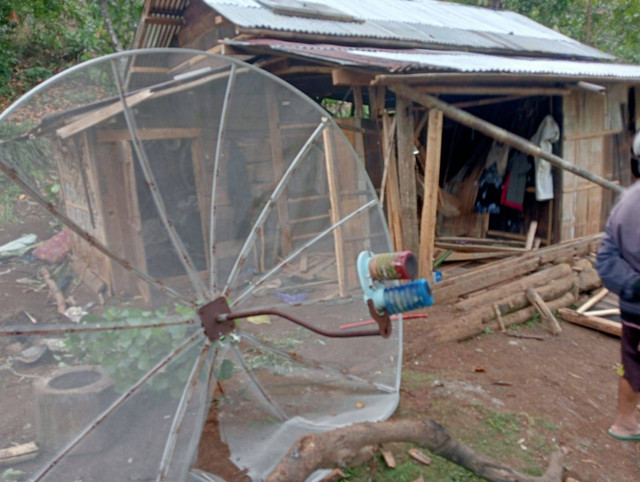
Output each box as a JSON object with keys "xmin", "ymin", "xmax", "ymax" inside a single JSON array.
[{"xmin": 0, "ymin": 49, "xmax": 432, "ymax": 481}]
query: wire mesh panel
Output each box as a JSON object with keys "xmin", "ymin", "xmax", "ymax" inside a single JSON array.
[{"xmin": 0, "ymin": 49, "xmax": 400, "ymax": 481}]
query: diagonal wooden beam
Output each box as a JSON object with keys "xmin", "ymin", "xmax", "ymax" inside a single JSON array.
[{"xmin": 389, "ymin": 85, "xmax": 624, "ymax": 194}]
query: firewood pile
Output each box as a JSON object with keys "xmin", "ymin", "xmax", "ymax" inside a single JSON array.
[{"xmin": 427, "ymin": 233, "xmax": 613, "ymax": 342}]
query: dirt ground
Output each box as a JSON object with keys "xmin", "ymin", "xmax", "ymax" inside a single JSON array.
[
  {"xmin": 1, "ymin": 200, "xmax": 638, "ymax": 481},
  {"xmin": 401, "ymin": 306, "xmax": 638, "ymax": 482}
]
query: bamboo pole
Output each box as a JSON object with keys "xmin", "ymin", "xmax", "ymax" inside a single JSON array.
[{"xmin": 388, "ymin": 85, "xmax": 624, "ymax": 194}]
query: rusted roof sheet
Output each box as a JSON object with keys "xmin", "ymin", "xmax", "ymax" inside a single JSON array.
[
  {"xmin": 204, "ymin": 0, "xmax": 613, "ymax": 60},
  {"xmin": 226, "ymin": 38, "xmax": 640, "ymax": 80},
  {"xmin": 134, "ymin": 0, "xmax": 188, "ymax": 48}
]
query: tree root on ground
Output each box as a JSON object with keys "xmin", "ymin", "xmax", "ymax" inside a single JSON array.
[{"xmin": 266, "ymin": 418, "xmax": 564, "ymax": 482}]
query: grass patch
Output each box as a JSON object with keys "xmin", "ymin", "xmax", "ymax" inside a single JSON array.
[
  {"xmin": 401, "ymin": 368, "xmax": 440, "ymax": 389},
  {"xmin": 339, "ymin": 443, "xmax": 483, "ymax": 481}
]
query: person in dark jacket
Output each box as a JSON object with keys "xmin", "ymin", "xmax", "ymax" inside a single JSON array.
[{"xmin": 596, "ymin": 131, "xmax": 640, "ymax": 440}]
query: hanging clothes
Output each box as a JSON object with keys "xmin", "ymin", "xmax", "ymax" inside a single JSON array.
[
  {"xmin": 530, "ymin": 115, "xmax": 560, "ymax": 201},
  {"xmin": 473, "ymin": 140, "xmax": 509, "ymax": 214},
  {"xmin": 485, "ymin": 140, "xmax": 510, "ymax": 176},
  {"xmin": 474, "ymin": 162, "xmax": 502, "ymax": 214},
  {"xmin": 501, "ymin": 151, "xmax": 530, "ymax": 212}
]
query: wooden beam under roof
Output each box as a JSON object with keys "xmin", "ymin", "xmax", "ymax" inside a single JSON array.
[
  {"xmin": 415, "ymin": 85, "xmax": 570, "ymax": 96},
  {"xmin": 374, "ymin": 72, "xmax": 631, "ymax": 85},
  {"xmin": 332, "ymin": 69, "xmax": 375, "ymax": 86}
]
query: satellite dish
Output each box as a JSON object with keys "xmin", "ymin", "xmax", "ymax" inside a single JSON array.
[{"xmin": 0, "ymin": 49, "xmax": 430, "ymax": 480}]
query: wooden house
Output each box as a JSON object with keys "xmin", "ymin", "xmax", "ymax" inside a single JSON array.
[
  {"xmin": 40, "ymin": 0, "xmax": 640, "ymax": 299},
  {"xmin": 129, "ymin": 0, "xmax": 640, "ymax": 279}
]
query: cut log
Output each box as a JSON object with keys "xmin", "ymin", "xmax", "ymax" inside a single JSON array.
[
  {"xmin": 434, "ymin": 257, "xmax": 540, "ymax": 304},
  {"xmin": 266, "ymin": 418, "xmax": 564, "ymax": 482},
  {"xmin": 525, "ymin": 287, "xmax": 562, "ymax": 335},
  {"xmin": 558, "ymin": 308, "xmax": 621, "ymax": 337},
  {"xmin": 433, "ymin": 233, "xmax": 602, "ymax": 304},
  {"xmin": 577, "ymin": 268, "xmax": 602, "ymax": 292},
  {"xmin": 433, "ymin": 291, "xmax": 575, "ymax": 342},
  {"xmin": 455, "ymin": 263, "xmax": 573, "ymax": 312}
]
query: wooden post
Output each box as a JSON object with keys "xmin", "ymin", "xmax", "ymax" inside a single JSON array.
[
  {"xmin": 395, "ymin": 95, "xmax": 419, "ymax": 254},
  {"xmin": 388, "ymin": 85, "xmax": 624, "ymax": 195},
  {"xmin": 322, "ymin": 127, "xmax": 346, "ymax": 296},
  {"xmin": 267, "ymin": 85, "xmax": 293, "ymax": 255},
  {"xmin": 352, "ymin": 86, "xmax": 366, "ymax": 163},
  {"xmin": 525, "ymin": 221, "xmax": 538, "ymax": 250},
  {"xmin": 418, "ymin": 109, "xmax": 443, "ymax": 279},
  {"xmin": 381, "ymin": 113, "xmax": 403, "ymax": 250}
]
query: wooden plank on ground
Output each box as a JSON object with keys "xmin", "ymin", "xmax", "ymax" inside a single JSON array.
[
  {"xmin": 577, "ymin": 287, "xmax": 609, "ymax": 313},
  {"xmin": 558, "ymin": 308, "xmax": 621, "ymax": 337},
  {"xmin": 0, "ymin": 441, "xmax": 39, "ymax": 466}
]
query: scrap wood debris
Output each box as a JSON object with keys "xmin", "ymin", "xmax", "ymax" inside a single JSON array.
[{"xmin": 426, "ymin": 233, "xmax": 618, "ymax": 342}]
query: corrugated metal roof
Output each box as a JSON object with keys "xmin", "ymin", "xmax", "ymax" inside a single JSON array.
[
  {"xmin": 134, "ymin": 0, "xmax": 188, "ymax": 48},
  {"xmin": 226, "ymin": 39, "xmax": 640, "ymax": 80},
  {"xmin": 204, "ymin": 0, "xmax": 613, "ymax": 60}
]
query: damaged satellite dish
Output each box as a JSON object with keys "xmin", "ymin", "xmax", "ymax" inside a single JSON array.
[{"xmin": 0, "ymin": 49, "xmax": 428, "ymax": 480}]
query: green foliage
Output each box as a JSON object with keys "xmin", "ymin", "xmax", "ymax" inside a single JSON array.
[
  {"xmin": 0, "ymin": 131, "xmax": 59, "ymax": 222},
  {"xmin": 0, "ymin": 0, "xmax": 144, "ymax": 108},
  {"xmin": 64, "ymin": 303, "xmax": 197, "ymax": 397},
  {"xmin": 338, "ymin": 444, "xmax": 483, "ymax": 481},
  {"xmin": 243, "ymin": 335, "xmax": 303, "ymax": 375},
  {"xmin": 0, "ymin": 181, "xmax": 21, "ymax": 224},
  {"xmin": 450, "ymin": 0, "xmax": 640, "ymax": 64}
]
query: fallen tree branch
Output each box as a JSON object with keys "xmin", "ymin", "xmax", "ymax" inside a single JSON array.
[{"xmin": 266, "ymin": 418, "xmax": 564, "ymax": 482}]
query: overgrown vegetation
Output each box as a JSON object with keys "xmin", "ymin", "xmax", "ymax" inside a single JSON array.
[
  {"xmin": 452, "ymin": 0, "xmax": 640, "ymax": 65},
  {"xmin": 0, "ymin": 0, "xmax": 143, "ymax": 110},
  {"xmin": 64, "ymin": 303, "xmax": 197, "ymax": 396}
]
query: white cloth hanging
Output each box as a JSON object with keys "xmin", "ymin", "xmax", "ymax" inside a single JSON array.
[
  {"xmin": 530, "ymin": 115, "xmax": 560, "ymax": 201},
  {"xmin": 633, "ymin": 130, "xmax": 640, "ymax": 157}
]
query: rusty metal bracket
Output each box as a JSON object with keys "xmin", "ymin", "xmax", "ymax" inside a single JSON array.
[
  {"xmin": 198, "ymin": 297, "xmax": 387, "ymax": 342},
  {"xmin": 199, "ymin": 297, "xmax": 235, "ymax": 342},
  {"xmin": 366, "ymin": 299, "xmax": 391, "ymax": 338}
]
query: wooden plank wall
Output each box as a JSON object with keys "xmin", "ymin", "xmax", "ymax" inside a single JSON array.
[
  {"xmin": 561, "ymin": 87, "xmax": 626, "ymax": 241},
  {"xmin": 56, "ymin": 134, "xmax": 110, "ymax": 292}
]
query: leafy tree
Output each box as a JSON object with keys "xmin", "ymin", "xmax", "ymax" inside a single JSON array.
[
  {"xmin": 0, "ymin": 0, "xmax": 143, "ymax": 109},
  {"xmin": 451, "ymin": 0, "xmax": 640, "ymax": 64}
]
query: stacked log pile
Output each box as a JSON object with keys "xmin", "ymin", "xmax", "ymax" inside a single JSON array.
[{"xmin": 429, "ymin": 233, "xmax": 604, "ymax": 342}]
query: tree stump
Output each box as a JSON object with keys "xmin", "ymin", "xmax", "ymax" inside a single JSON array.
[{"xmin": 33, "ymin": 365, "xmax": 115, "ymax": 453}]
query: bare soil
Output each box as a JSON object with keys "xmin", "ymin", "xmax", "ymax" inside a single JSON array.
[{"xmin": 1, "ymin": 203, "xmax": 638, "ymax": 481}]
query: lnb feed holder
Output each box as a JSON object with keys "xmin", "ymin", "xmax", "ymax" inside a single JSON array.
[{"xmin": 357, "ymin": 250, "xmax": 434, "ymax": 337}]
